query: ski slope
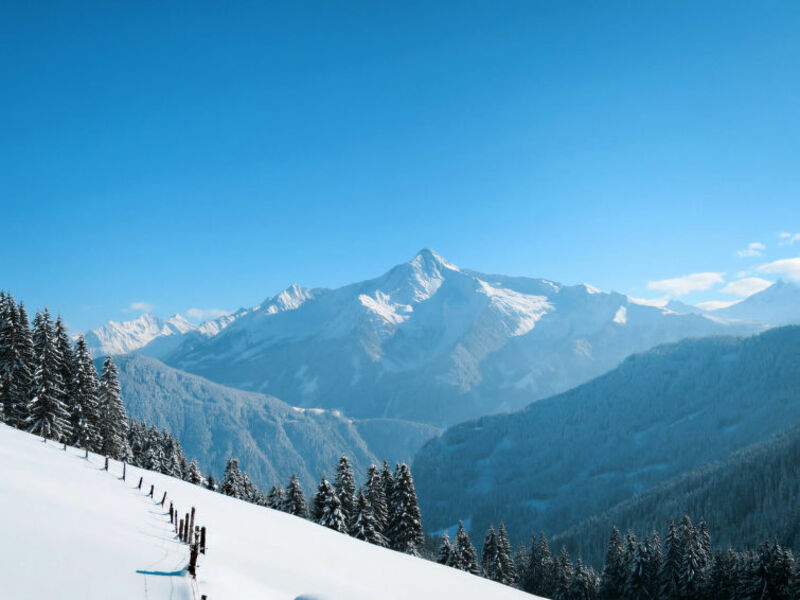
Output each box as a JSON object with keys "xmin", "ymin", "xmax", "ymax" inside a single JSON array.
[{"xmin": 0, "ymin": 424, "xmax": 539, "ymax": 599}]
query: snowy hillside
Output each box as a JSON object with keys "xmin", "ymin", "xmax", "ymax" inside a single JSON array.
[
  {"xmin": 714, "ymin": 279, "xmax": 800, "ymax": 325},
  {"xmin": 112, "ymin": 353, "xmax": 439, "ymax": 490},
  {"xmin": 0, "ymin": 424, "xmax": 537, "ymax": 600}
]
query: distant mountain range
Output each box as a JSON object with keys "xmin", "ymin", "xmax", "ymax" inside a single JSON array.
[
  {"xmin": 86, "ymin": 249, "xmax": 784, "ymax": 427},
  {"xmin": 412, "ymin": 325, "xmax": 800, "ymax": 546},
  {"xmin": 111, "ymin": 354, "xmax": 439, "ymax": 490}
]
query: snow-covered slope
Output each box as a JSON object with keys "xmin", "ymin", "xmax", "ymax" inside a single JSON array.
[
  {"xmin": 0, "ymin": 424, "xmax": 537, "ymax": 600},
  {"xmin": 714, "ymin": 279, "xmax": 800, "ymax": 325},
  {"xmin": 150, "ymin": 250, "xmax": 759, "ymax": 426}
]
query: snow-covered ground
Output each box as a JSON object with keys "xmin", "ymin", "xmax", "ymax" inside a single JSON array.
[{"xmin": 0, "ymin": 424, "xmax": 539, "ymax": 599}]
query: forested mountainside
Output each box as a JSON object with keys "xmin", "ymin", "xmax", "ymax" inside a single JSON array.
[
  {"xmin": 413, "ymin": 326, "xmax": 800, "ymax": 545},
  {"xmin": 112, "ymin": 354, "xmax": 439, "ymax": 490},
  {"xmin": 553, "ymin": 426, "xmax": 800, "ymax": 567},
  {"xmin": 93, "ymin": 250, "xmax": 759, "ymax": 427}
]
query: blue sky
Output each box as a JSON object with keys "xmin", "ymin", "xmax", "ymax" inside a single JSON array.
[{"xmin": 2, "ymin": 1, "xmax": 800, "ymax": 331}]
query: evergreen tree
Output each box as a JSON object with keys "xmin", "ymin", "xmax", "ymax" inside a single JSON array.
[
  {"xmin": 221, "ymin": 457, "xmax": 245, "ymax": 499},
  {"xmin": 284, "ymin": 474, "xmax": 309, "ymax": 518},
  {"xmin": 496, "ymin": 522, "xmax": 517, "ymax": 585},
  {"xmin": 70, "ymin": 336, "xmax": 100, "ymax": 451},
  {"xmin": 660, "ymin": 520, "xmax": 682, "ymax": 599},
  {"xmin": 679, "ymin": 514, "xmax": 706, "ymax": 600},
  {"xmin": 481, "ymin": 526, "xmax": 501, "ymax": 582},
  {"xmin": 12, "ymin": 302, "xmax": 35, "ymax": 426},
  {"xmin": 525, "ymin": 532, "xmax": 554, "ymax": 597},
  {"xmin": 386, "ymin": 463, "xmax": 424, "ymax": 555},
  {"xmin": 350, "ymin": 488, "xmax": 387, "ymax": 546},
  {"xmin": 334, "ymin": 455, "xmax": 356, "ymax": 525},
  {"xmin": 452, "ymin": 521, "xmax": 481, "ymax": 575},
  {"xmin": 599, "ymin": 527, "xmax": 626, "ymax": 600},
  {"xmin": 364, "ymin": 464, "xmax": 389, "ymax": 534},
  {"xmin": 437, "ymin": 532, "xmax": 454, "ymax": 566},
  {"xmin": 514, "ymin": 541, "xmax": 530, "ymax": 590},
  {"xmin": 97, "ymin": 356, "xmax": 129, "ymax": 459},
  {"xmin": 381, "ymin": 460, "xmax": 394, "ymax": 511},
  {"xmin": 312, "ymin": 475, "xmax": 348, "ymax": 533},
  {"xmin": 627, "ymin": 534, "xmax": 650, "ymax": 600},
  {"xmin": 186, "ymin": 459, "xmax": 203, "ymax": 484},
  {"xmin": 266, "ymin": 485, "xmax": 286, "ymax": 510},
  {"xmin": 242, "ymin": 472, "xmax": 262, "ymax": 505},
  {"xmin": 708, "ymin": 549, "xmax": 737, "ymax": 600},
  {"xmin": 553, "ymin": 546, "xmax": 574, "ymax": 600},
  {"xmin": 27, "ymin": 309, "xmax": 71, "ymax": 441},
  {"xmin": 570, "ymin": 558, "xmax": 598, "ymax": 600},
  {"xmin": 646, "ymin": 531, "xmax": 662, "ymax": 600},
  {"xmin": 53, "ymin": 316, "xmax": 77, "ymax": 411}
]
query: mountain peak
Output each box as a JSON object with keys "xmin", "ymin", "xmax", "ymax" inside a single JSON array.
[{"xmin": 410, "ymin": 248, "xmax": 459, "ymax": 273}]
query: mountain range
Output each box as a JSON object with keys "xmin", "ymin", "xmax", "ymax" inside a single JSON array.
[
  {"xmin": 85, "ymin": 249, "xmax": 786, "ymax": 428},
  {"xmin": 411, "ymin": 325, "xmax": 800, "ymax": 546}
]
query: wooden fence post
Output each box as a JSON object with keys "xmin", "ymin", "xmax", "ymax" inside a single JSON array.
[
  {"xmin": 169, "ymin": 504, "xmax": 174, "ymax": 523},
  {"xmin": 63, "ymin": 442, "xmax": 67, "ymax": 451},
  {"xmin": 200, "ymin": 526, "xmax": 206, "ymax": 554},
  {"xmin": 104, "ymin": 457, "xmax": 109, "ymax": 471},
  {"xmin": 85, "ymin": 448, "xmax": 88, "ymax": 459},
  {"xmin": 179, "ymin": 518, "xmax": 184, "ymax": 539},
  {"xmin": 137, "ymin": 477, "xmax": 143, "ymax": 490},
  {"xmin": 188, "ymin": 541, "xmax": 199, "ymax": 577},
  {"xmin": 149, "ymin": 484, "xmax": 154, "ymax": 498},
  {"xmin": 122, "ymin": 463, "xmax": 126, "ymax": 481},
  {"xmin": 189, "ymin": 507, "xmax": 196, "ymax": 540},
  {"xmin": 184, "ymin": 513, "xmax": 190, "ymax": 542}
]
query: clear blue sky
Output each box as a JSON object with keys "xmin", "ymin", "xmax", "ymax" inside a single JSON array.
[{"xmin": 2, "ymin": 1, "xmax": 800, "ymax": 331}]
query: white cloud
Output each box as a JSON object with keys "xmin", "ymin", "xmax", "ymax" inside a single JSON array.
[
  {"xmin": 186, "ymin": 308, "xmax": 230, "ymax": 321},
  {"xmin": 757, "ymin": 257, "xmax": 800, "ymax": 280},
  {"xmin": 628, "ymin": 295, "xmax": 669, "ymax": 308},
  {"xmin": 778, "ymin": 232, "xmax": 800, "ymax": 245},
  {"xmin": 720, "ymin": 277, "xmax": 773, "ymax": 297},
  {"xmin": 126, "ymin": 301, "xmax": 154, "ymax": 313},
  {"xmin": 647, "ymin": 272, "xmax": 725, "ymax": 297},
  {"xmin": 696, "ymin": 300, "xmax": 739, "ymax": 311},
  {"xmin": 736, "ymin": 242, "xmax": 765, "ymax": 257}
]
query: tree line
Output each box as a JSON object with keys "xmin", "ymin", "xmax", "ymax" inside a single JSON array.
[{"xmin": 216, "ymin": 454, "xmax": 425, "ymax": 555}]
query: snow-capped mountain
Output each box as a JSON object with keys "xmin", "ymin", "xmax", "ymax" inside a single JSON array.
[
  {"xmin": 119, "ymin": 249, "xmax": 759, "ymax": 427},
  {"xmin": 83, "ymin": 312, "xmax": 229, "ymax": 357},
  {"xmin": 714, "ymin": 279, "xmax": 800, "ymax": 325}
]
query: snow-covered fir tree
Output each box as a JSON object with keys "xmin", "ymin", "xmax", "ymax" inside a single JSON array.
[
  {"xmin": 524, "ymin": 532, "xmax": 554, "ymax": 597},
  {"xmin": 221, "ymin": 457, "xmax": 245, "ymax": 499},
  {"xmin": 496, "ymin": 522, "xmax": 516, "ymax": 585},
  {"xmin": 481, "ymin": 526, "xmax": 502, "ymax": 582},
  {"xmin": 569, "ymin": 558, "xmax": 599, "ymax": 600},
  {"xmin": 514, "ymin": 541, "xmax": 530, "ymax": 589},
  {"xmin": 350, "ymin": 488, "xmax": 387, "ymax": 547},
  {"xmin": 27, "ymin": 309, "xmax": 71, "ymax": 441},
  {"xmin": 386, "ymin": 462, "xmax": 423, "ymax": 555},
  {"xmin": 97, "ymin": 356, "xmax": 129, "ymax": 459},
  {"xmin": 284, "ymin": 474, "xmax": 309, "ymax": 518},
  {"xmin": 186, "ymin": 459, "xmax": 203, "ymax": 485},
  {"xmin": 599, "ymin": 527, "xmax": 625, "ymax": 600},
  {"xmin": 660, "ymin": 520, "xmax": 681, "ymax": 599},
  {"xmin": 266, "ymin": 485, "xmax": 286, "ymax": 510},
  {"xmin": 334, "ymin": 455, "xmax": 356, "ymax": 525},
  {"xmin": 364, "ymin": 464, "xmax": 388, "ymax": 534},
  {"xmin": 436, "ymin": 532, "xmax": 454, "ymax": 566},
  {"xmin": 452, "ymin": 521, "xmax": 481, "ymax": 575},
  {"xmin": 311, "ymin": 474, "xmax": 348, "ymax": 534},
  {"xmin": 69, "ymin": 336, "xmax": 100, "ymax": 451},
  {"xmin": 553, "ymin": 546, "xmax": 575, "ymax": 600}
]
